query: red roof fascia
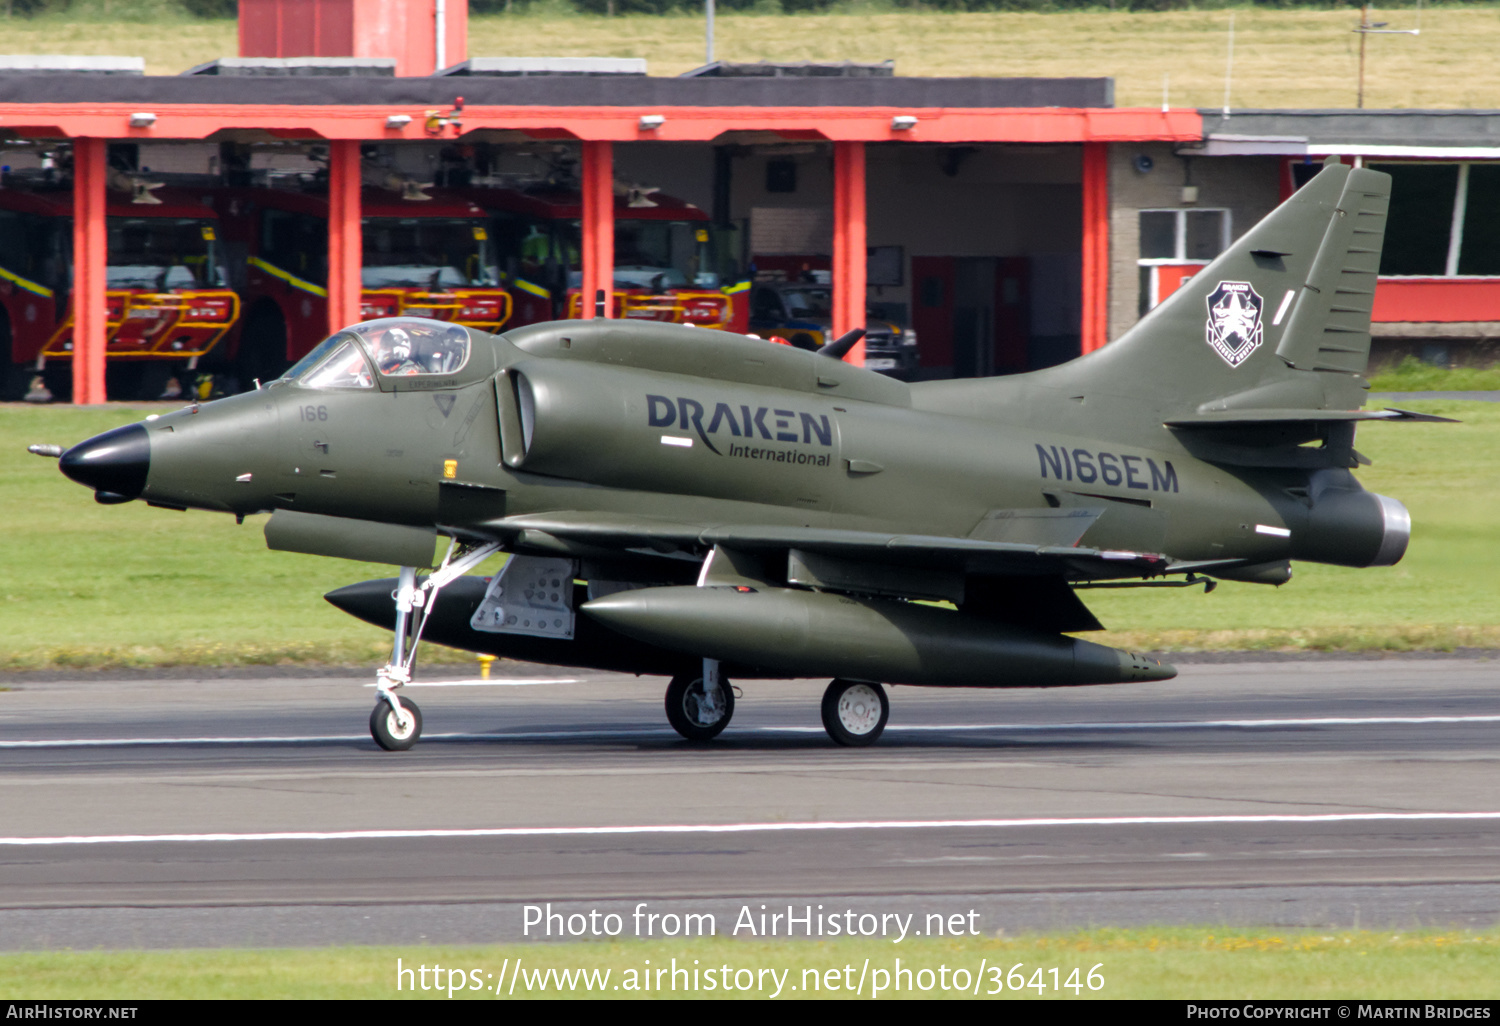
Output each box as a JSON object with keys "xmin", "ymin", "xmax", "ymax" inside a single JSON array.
[{"xmin": 0, "ymin": 103, "xmax": 1203, "ymax": 144}]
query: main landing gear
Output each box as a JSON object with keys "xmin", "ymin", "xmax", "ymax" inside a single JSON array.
[
  {"xmin": 665, "ymin": 659, "xmax": 736, "ymax": 741},
  {"xmin": 821, "ymin": 678, "xmax": 889, "ymax": 747},
  {"xmin": 369, "ymin": 539, "xmax": 501, "ymax": 752},
  {"xmin": 661, "ymin": 664, "xmax": 891, "ymax": 747}
]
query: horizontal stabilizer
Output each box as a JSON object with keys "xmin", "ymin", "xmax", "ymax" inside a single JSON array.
[{"xmin": 1166, "ymin": 407, "xmax": 1459, "ymax": 428}]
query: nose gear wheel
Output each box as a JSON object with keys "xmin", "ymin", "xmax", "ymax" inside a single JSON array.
[{"xmin": 371, "ymin": 696, "xmax": 423, "ymax": 751}]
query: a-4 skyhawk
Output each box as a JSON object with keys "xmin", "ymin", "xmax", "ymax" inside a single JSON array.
[{"xmin": 39, "ymin": 159, "xmax": 1446, "ymax": 750}]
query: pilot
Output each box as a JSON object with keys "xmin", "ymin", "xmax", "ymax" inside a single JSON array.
[{"xmin": 378, "ymin": 327, "xmax": 423, "ymax": 376}]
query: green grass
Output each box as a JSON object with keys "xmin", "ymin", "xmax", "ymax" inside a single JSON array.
[
  {"xmin": 1087, "ymin": 399, "xmax": 1500, "ymax": 652},
  {"xmin": 0, "ymin": 405, "xmax": 482, "ymax": 671},
  {"xmin": 1369, "ymin": 357, "xmax": 1500, "ymax": 393},
  {"xmin": 5, "ymin": 3, "xmax": 1500, "ymax": 108},
  {"xmin": 1, "ymin": 399, "xmax": 1495, "ymax": 668},
  {"xmin": 1, "ymin": 929, "xmax": 1495, "ymax": 999}
]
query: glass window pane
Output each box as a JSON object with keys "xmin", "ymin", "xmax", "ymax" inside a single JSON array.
[
  {"xmin": 1459, "ymin": 164, "xmax": 1500, "ymax": 275},
  {"xmin": 1139, "ymin": 211, "xmax": 1177, "ymax": 260},
  {"xmin": 301, "ymin": 339, "xmax": 373, "ymax": 390},
  {"xmin": 1185, "ymin": 210, "xmax": 1226, "ymax": 260},
  {"xmin": 352, "ymin": 318, "xmax": 472, "ymax": 377},
  {"xmin": 1378, "ymin": 164, "xmax": 1458, "ymax": 275}
]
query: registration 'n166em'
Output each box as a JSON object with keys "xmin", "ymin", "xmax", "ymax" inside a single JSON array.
[{"xmin": 1035, "ymin": 444, "xmax": 1179, "ymax": 493}]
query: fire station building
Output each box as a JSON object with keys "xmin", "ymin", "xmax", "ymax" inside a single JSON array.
[{"xmin": 0, "ymin": 0, "xmax": 1493, "ymax": 403}]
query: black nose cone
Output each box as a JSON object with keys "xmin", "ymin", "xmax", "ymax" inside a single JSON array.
[{"xmin": 59, "ymin": 423, "xmax": 150, "ymax": 500}]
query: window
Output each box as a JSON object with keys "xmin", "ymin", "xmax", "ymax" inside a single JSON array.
[
  {"xmin": 361, "ymin": 217, "xmax": 497, "ymax": 289},
  {"xmin": 1138, "ymin": 209, "xmax": 1230, "ymax": 262},
  {"xmin": 1376, "ymin": 162, "xmax": 1500, "ymax": 277},
  {"xmin": 1137, "ymin": 208, "xmax": 1231, "ymax": 313},
  {"xmin": 106, "ymin": 217, "xmax": 225, "ymax": 290},
  {"xmin": 356, "ymin": 318, "xmax": 472, "ymax": 378},
  {"xmin": 299, "ymin": 338, "xmax": 373, "ymax": 390}
]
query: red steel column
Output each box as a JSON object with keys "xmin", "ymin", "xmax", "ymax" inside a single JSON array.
[
  {"xmin": 71, "ymin": 137, "xmax": 107, "ymax": 405},
  {"xmin": 327, "ymin": 138, "xmax": 362, "ymax": 334},
  {"xmin": 580, "ymin": 140, "xmax": 614, "ymax": 319},
  {"xmin": 832, "ymin": 140, "xmax": 866, "ymax": 364},
  {"xmin": 1080, "ymin": 141, "xmax": 1109, "ymax": 355}
]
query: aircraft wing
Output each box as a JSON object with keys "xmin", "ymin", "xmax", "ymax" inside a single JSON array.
[{"xmin": 483, "ymin": 510, "xmax": 1229, "ymax": 582}]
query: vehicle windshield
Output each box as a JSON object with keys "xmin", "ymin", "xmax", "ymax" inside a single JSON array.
[
  {"xmin": 350, "ymin": 317, "xmax": 472, "ymax": 377},
  {"xmin": 614, "ymin": 219, "xmax": 719, "ymax": 289},
  {"xmin": 781, "ymin": 287, "xmax": 832, "ymax": 319},
  {"xmin": 361, "ymin": 217, "xmax": 497, "ymax": 289},
  {"xmin": 556, "ymin": 218, "xmax": 724, "ymax": 291},
  {"xmin": 106, "ymin": 217, "xmax": 224, "ymax": 290}
]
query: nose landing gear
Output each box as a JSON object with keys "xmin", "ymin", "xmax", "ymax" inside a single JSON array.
[
  {"xmin": 371, "ymin": 694, "xmax": 423, "ymax": 751},
  {"xmin": 366, "ymin": 539, "xmax": 502, "ymax": 752}
]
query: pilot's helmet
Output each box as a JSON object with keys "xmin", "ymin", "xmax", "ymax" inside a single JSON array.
[
  {"xmin": 444, "ymin": 325, "xmax": 468, "ymax": 345},
  {"xmin": 388, "ymin": 327, "xmax": 412, "ymax": 360}
]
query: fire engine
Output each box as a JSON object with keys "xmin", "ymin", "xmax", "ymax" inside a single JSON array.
[
  {"xmin": 210, "ymin": 185, "xmax": 512, "ymax": 386},
  {"xmin": 469, "ymin": 187, "xmax": 750, "ymax": 332},
  {"xmin": 0, "ymin": 183, "xmax": 239, "ymax": 401}
]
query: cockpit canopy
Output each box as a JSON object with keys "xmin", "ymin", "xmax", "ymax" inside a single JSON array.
[{"xmin": 284, "ymin": 317, "xmax": 477, "ymax": 390}]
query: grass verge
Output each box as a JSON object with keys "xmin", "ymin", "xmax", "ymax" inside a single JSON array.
[
  {"xmin": 1369, "ymin": 357, "xmax": 1500, "ymax": 393},
  {"xmin": 1, "ymin": 929, "xmax": 1496, "ymax": 999},
  {"xmin": 4, "ymin": 4, "xmax": 1500, "ymax": 108},
  {"xmin": 2, "ymin": 399, "xmax": 1495, "ymax": 669}
]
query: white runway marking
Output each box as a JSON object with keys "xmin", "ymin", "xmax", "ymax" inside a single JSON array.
[
  {"xmin": 363, "ymin": 678, "xmax": 582, "ymax": 688},
  {"xmin": 2, "ymin": 812, "xmax": 1500, "ymax": 847},
  {"xmin": 3, "ymin": 713, "xmax": 1497, "ymax": 750}
]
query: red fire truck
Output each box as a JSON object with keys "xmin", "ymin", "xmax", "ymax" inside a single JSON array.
[
  {"xmin": 471, "ymin": 187, "xmax": 750, "ymax": 332},
  {"xmin": 210, "ymin": 186, "xmax": 513, "ymax": 385},
  {"xmin": 0, "ymin": 186, "xmax": 239, "ymax": 401}
]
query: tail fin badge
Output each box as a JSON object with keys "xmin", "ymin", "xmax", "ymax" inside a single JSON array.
[{"xmin": 1205, "ymin": 281, "xmax": 1264, "ymax": 368}]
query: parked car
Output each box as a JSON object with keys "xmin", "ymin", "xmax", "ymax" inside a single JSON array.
[{"xmin": 747, "ymin": 282, "xmax": 917, "ymax": 376}]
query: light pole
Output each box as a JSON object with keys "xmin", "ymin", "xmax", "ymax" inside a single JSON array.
[
  {"xmin": 1354, "ymin": 2, "xmax": 1422, "ymax": 109},
  {"xmin": 706, "ymin": 0, "xmax": 716, "ymax": 65}
]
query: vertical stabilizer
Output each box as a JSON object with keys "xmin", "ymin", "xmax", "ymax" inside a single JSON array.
[
  {"xmin": 1033, "ymin": 159, "xmax": 1391, "ymax": 415},
  {"xmin": 1274, "ymin": 167, "xmax": 1391, "ymax": 374}
]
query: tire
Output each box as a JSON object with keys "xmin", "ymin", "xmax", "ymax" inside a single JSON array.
[
  {"xmin": 370, "ymin": 696, "xmax": 423, "ymax": 751},
  {"xmin": 234, "ymin": 304, "xmax": 290, "ymax": 392},
  {"xmin": 821, "ymin": 679, "xmax": 889, "ymax": 747},
  {"xmin": 665, "ymin": 671, "xmax": 735, "ymax": 741},
  {"xmin": 789, "ymin": 332, "xmax": 819, "ymax": 352}
]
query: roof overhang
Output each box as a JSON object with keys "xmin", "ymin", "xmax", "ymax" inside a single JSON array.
[
  {"xmin": 0, "ymin": 103, "xmax": 1201, "ymax": 144},
  {"xmin": 1189, "ymin": 134, "xmax": 1500, "ymax": 160}
]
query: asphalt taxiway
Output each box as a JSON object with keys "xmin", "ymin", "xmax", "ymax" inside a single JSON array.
[{"xmin": 0, "ymin": 657, "xmax": 1496, "ymax": 948}]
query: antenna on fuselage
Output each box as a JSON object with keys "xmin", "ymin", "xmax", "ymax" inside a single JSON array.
[{"xmin": 818, "ymin": 328, "xmax": 865, "ymax": 360}]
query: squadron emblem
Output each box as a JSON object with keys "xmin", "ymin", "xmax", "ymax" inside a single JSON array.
[{"xmin": 1205, "ymin": 281, "xmax": 1264, "ymax": 368}]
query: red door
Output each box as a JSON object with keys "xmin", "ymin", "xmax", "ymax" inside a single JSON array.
[
  {"xmin": 911, "ymin": 256, "xmax": 955, "ymax": 374},
  {"xmin": 994, "ymin": 256, "xmax": 1030, "ymax": 373}
]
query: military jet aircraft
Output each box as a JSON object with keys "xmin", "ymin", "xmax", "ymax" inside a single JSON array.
[{"xmin": 40, "ymin": 158, "xmax": 1442, "ymax": 751}]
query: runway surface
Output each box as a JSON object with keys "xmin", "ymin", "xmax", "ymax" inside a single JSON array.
[{"xmin": 0, "ymin": 658, "xmax": 1497, "ymax": 949}]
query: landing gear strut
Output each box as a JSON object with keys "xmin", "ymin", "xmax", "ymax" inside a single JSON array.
[
  {"xmin": 821, "ymin": 679, "xmax": 889, "ymax": 747},
  {"xmin": 369, "ymin": 539, "xmax": 501, "ymax": 752},
  {"xmin": 665, "ymin": 659, "xmax": 735, "ymax": 741}
]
